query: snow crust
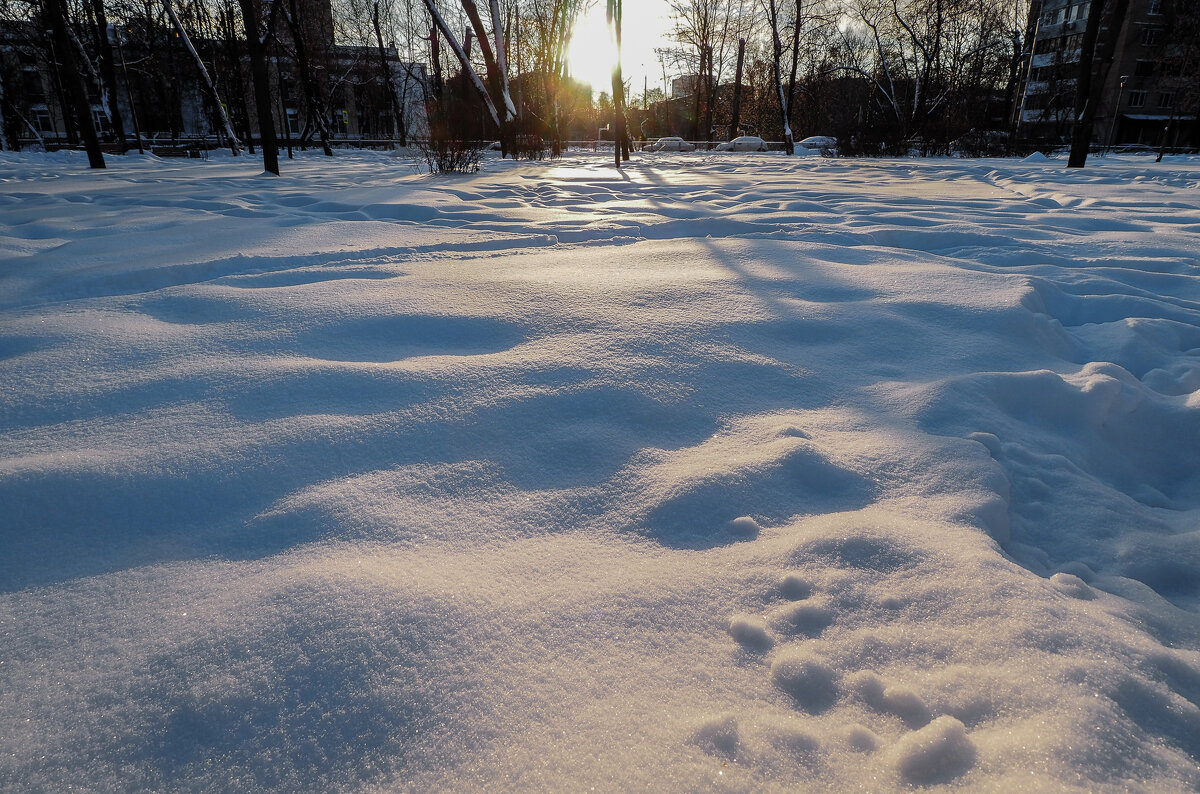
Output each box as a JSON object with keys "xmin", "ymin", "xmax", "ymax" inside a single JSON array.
[{"xmin": 2, "ymin": 148, "xmax": 1199, "ymax": 791}]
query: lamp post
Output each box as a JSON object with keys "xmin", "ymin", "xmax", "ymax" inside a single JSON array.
[{"xmin": 1105, "ymin": 74, "xmax": 1128, "ymax": 154}]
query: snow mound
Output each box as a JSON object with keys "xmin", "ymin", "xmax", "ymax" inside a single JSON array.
[
  {"xmin": 3, "ymin": 150, "xmax": 1200, "ymax": 791},
  {"xmin": 887, "ymin": 715, "xmax": 977, "ymax": 784}
]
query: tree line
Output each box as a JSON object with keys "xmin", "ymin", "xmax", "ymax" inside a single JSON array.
[{"xmin": 2, "ymin": 0, "xmax": 1196, "ymax": 170}]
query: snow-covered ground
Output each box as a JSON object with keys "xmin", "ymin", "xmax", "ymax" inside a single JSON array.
[{"xmin": 1, "ymin": 148, "xmax": 1199, "ymax": 791}]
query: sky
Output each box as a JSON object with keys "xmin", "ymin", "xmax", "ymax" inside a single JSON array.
[{"xmin": 567, "ymin": 0, "xmax": 675, "ymax": 98}]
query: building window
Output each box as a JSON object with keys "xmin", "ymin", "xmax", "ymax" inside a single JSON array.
[
  {"xmin": 1134, "ymin": 60, "xmax": 1156, "ymax": 77},
  {"xmin": 1159, "ymin": 92, "xmax": 1175, "ymax": 108},
  {"xmin": 1148, "ymin": 0, "xmax": 1163, "ymax": 14},
  {"xmin": 286, "ymin": 108, "xmax": 301, "ymax": 135},
  {"xmin": 92, "ymin": 108, "xmax": 111, "ymax": 134},
  {"xmin": 1141, "ymin": 28, "xmax": 1162, "ymax": 46},
  {"xmin": 32, "ymin": 109, "xmax": 55, "ymax": 135},
  {"xmin": 1128, "ymin": 90, "xmax": 1147, "ymax": 108}
]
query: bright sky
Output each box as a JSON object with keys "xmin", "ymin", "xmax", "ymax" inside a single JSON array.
[{"xmin": 567, "ymin": 0, "xmax": 674, "ymax": 98}]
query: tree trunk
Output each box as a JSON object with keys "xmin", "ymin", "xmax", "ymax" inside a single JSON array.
[
  {"xmin": 422, "ymin": 0, "xmax": 502, "ymax": 128},
  {"xmin": 114, "ymin": 31, "xmax": 145, "ymax": 153},
  {"xmin": 275, "ymin": 56, "xmax": 295, "ymax": 158},
  {"xmin": 46, "ymin": 0, "xmax": 105, "ymax": 167},
  {"xmin": 766, "ymin": 0, "xmax": 793, "ymax": 154},
  {"xmin": 285, "ymin": 0, "xmax": 334, "ymax": 156},
  {"xmin": 237, "ymin": 0, "xmax": 279, "ymax": 173},
  {"xmin": 786, "ymin": 0, "xmax": 802, "ymax": 141},
  {"xmin": 1069, "ymin": 0, "xmax": 1131, "ymax": 167},
  {"xmin": 0, "ymin": 66, "xmax": 9, "ymax": 151},
  {"xmin": 609, "ymin": 0, "xmax": 627, "ymax": 165},
  {"xmin": 373, "ymin": 2, "xmax": 406, "ymax": 146},
  {"xmin": 0, "ymin": 69, "xmax": 8, "ymax": 151},
  {"xmin": 164, "ymin": 0, "xmax": 240, "ymax": 155},
  {"xmin": 460, "ymin": 0, "xmax": 510, "ymax": 154},
  {"xmin": 220, "ymin": 5, "xmax": 253, "ymax": 152},
  {"xmin": 428, "ymin": 28, "xmax": 443, "ymax": 101},
  {"xmin": 729, "ymin": 37, "xmax": 744, "ymax": 141},
  {"xmin": 89, "ymin": 0, "xmax": 127, "ymax": 151},
  {"xmin": 489, "ymin": 0, "xmax": 516, "ymax": 119},
  {"xmin": 460, "ymin": 0, "xmax": 513, "ymax": 120},
  {"xmin": 43, "ymin": 33, "xmax": 78, "ymax": 145}
]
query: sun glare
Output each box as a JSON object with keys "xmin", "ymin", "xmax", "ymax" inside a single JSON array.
[{"xmin": 567, "ymin": 6, "xmax": 617, "ymax": 94}]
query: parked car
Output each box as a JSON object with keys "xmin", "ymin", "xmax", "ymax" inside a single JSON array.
[
  {"xmin": 796, "ymin": 135, "xmax": 838, "ymax": 152},
  {"xmin": 715, "ymin": 135, "xmax": 768, "ymax": 152},
  {"xmin": 647, "ymin": 136, "xmax": 696, "ymax": 152}
]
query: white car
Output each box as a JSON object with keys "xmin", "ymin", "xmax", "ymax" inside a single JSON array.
[
  {"xmin": 647, "ymin": 136, "xmax": 696, "ymax": 152},
  {"xmin": 797, "ymin": 135, "xmax": 837, "ymax": 152},
  {"xmin": 716, "ymin": 135, "xmax": 768, "ymax": 152}
]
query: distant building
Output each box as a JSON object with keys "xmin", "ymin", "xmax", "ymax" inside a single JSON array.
[
  {"xmin": 670, "ymin": 75, "xmax": 700, "ymax": 99},
  {"xmin": 0, "ymin": 0, "xmax": 427, "ymax": 150},
  {"xmin": 1014, "ymin": 0, "xmax": 1198, "ymax": 148}
]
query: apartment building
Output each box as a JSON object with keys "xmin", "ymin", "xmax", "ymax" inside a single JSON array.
[{"xmin": 1014, "ymin": 0, "xmax": 1197, "ymax": 148}]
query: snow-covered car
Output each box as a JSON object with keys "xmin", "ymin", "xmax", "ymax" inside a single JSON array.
[
  {"xmin": 647, "ymin": 136, "xmax": 696, "ymax": 152},
  {"xmin": 797, "ymin": 135, "xmax": 837, "ymax": 152},
  {"xmin": 715, "ymin": 135, "xmax": 768, "ymax": 152}
]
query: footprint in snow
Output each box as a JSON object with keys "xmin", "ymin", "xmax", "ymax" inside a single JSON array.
[{"xmin": 723, "ymin": 548, "xmax": 978, "ymax": 785}]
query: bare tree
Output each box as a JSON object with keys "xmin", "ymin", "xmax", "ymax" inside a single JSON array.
[
  {"xmin": 668, "ymin": 0, "xmax": 751, "ymax": 141},
  {"xmin": 163, "ymin": 0, "xmax": 241, "ymax": 154},
  {"xmin": 762, "ymin": 0, "xmax": 796, "ymax": 151},
  {"xmin": 86, "ymin": 0, "xmax": 128, "ymax": 149},
  {"xmin": 238, "ymin": 0, "xmax": 280, "ymax": 172},
  {"xmin": 608, "ymin": 0, "xmax": 628, "ymax": 164},
  {"xmin": 421, "ymin": 0, "xmax": 502, "ymax": 128},
  {"xmin": 1156, "ymin": 0, "xmax": 1200, "ymax": 161},
  {"xmin": 45, "ymin": 0, "xmax": 105, "ymax": 166},
  {"xmin": 1068, "ymin": 0, "xmax": 1130, "ymax": 167}
]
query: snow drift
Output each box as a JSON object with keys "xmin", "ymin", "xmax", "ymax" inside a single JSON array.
[{"xmin": 1, "ymin": 149, "xmax": 1198, "ymax": 791}]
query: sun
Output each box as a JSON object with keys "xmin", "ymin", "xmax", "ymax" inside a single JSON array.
[{"xmin": 566, "ymin": 5, "xmax": 618, "ymax": 95}]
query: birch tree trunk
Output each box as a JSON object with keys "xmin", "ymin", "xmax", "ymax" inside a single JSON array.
[
  {"xmin": 489, "ymin": 0, "xmax": 516, "ymax": 119},
  {"xmin": 764, "ymin": 0, "xmax": 794, "ymax": 153},
  {"xmin": 163, "ymin": 0, "xmax": 241, "ymax": 155},
  {"xmin": 421, "ymin": 0, "xmax": 502, "ymax": 128}
]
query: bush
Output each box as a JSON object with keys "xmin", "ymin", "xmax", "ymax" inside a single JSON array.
[
  {"xmin": 415, "ymin": 133, "xmax": 483, "ymax": 174},
  {"xmin": 416, "ymin": 103, "xmax": 485, "ymax": 174},
  {"xmin": 506, "ymin": 115, "xmax": 553, "ymax": 160}
]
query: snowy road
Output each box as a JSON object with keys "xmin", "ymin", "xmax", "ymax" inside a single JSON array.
[{"xmin": 1, "ymin": 150, "xmax": 1199, "ymax": 791}]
